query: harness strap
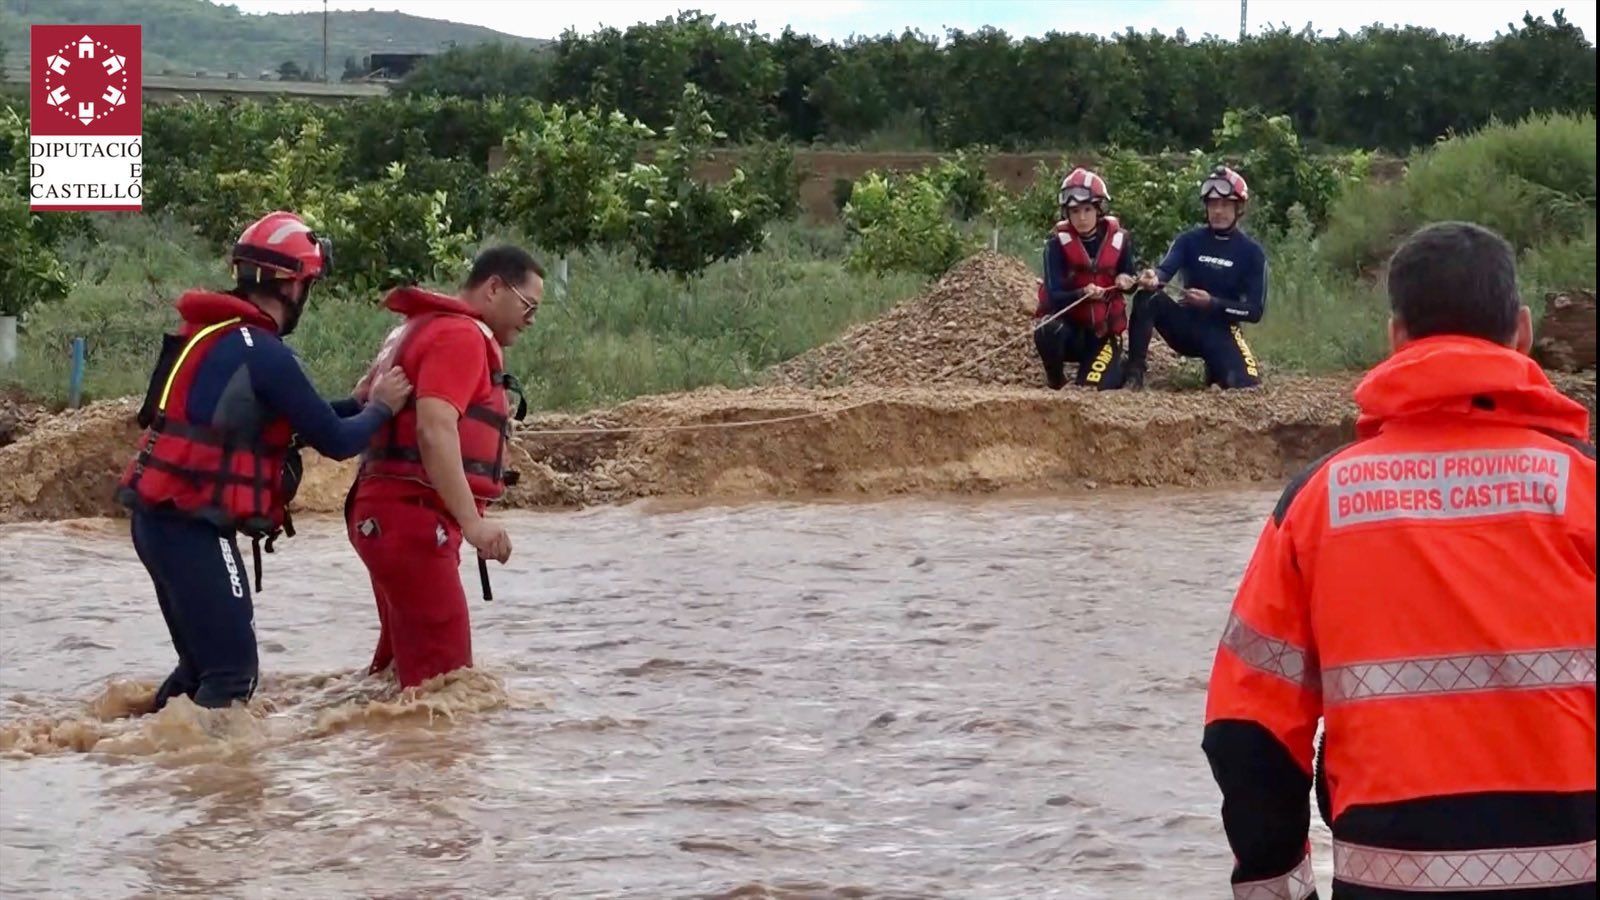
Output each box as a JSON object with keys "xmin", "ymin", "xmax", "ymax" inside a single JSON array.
[
  {"xmin": 251, "ymin": 536, "xmax": 263, "ymax": 594},
  {"xmin": 140, "ymin": 455, "xmax": 275, "ymax": 486}
]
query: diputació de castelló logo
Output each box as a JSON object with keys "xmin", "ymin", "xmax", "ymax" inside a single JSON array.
[{"xmin": 29, "ymin": 24, "xmax": 143, "ymax": 212}]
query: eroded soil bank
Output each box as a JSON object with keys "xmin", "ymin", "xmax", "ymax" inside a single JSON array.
[{"xmin": 8, "ymin": 372, "xmax": 1591, "ymax": 523}]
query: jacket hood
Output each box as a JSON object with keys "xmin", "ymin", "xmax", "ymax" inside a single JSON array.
[
  {"xmin": 1353, "ymin": 335, "xmax": 1589, "ymax": 441},
  {"xmin": 175, "ymin": 289, "xmax": 279, "ymax": 332},
  {"xmin": 382, "ymin": 285, "xmax": 482, "ymax": 320}
]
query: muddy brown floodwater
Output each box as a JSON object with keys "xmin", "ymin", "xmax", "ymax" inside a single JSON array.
[{"xmin": 0, "ymin": 489, "xmax": 1336, "ymax": 899}]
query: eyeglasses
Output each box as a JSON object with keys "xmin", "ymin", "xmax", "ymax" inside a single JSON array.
[{"xmin": 503, "ymin": 279, "xmax": 538, "ymax": 320}]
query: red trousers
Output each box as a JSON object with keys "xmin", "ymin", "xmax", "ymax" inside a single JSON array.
[{"xmin": 347, "ymin": 495, "xmax": 472, "ymax": 688}]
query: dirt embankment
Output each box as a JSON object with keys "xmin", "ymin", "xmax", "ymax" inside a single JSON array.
[{"xmin": 1, "ymin": 253, "xmax": 1593, "ymax": 524}]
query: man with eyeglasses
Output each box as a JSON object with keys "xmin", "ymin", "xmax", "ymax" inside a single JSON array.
[
  {"xmin": 1126, "ymin": 165, "xmax": 1269, "ymax": 390},
  {"xmin": 346, "ymin": 244, "xmax": 546, "ymax": 690}
]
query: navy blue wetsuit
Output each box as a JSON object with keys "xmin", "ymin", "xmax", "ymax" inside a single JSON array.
[
  {"xmin": 133, "ymin": 323, "xmax": 392, "ymax": 711},
  {"xmin": 1034, "ymin": 224, "xmax": 1140, "ymax": 390},
  {"xmin": 1127, "ymin": 226, "xmax": 1268, "ymax": 388}
]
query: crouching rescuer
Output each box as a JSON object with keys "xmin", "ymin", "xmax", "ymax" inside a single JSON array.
[
  {"xmin": 1032, "ymin": 167, "xmax": 1143, "ymax": 391},
  {"xmin": 346, "ymin": 245, "xmax": 544, "ymax": 690},
  {"xmin": 116, "ymin": 211, "xmax": 412, "ymax": 712},
  {"xmin": 1129, "ymin": 165, "xmax": 1267, "ymax": 390}
]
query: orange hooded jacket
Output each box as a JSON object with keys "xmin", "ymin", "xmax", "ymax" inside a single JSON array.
[{"xmin": 1203, "ymin": 335, "xmax": 1596, "ymax": 899}]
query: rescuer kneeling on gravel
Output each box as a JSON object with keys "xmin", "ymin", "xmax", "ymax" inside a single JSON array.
[
  {"xmin": 1128, "ymin": 165, "xmax": 1267, "ymax": 390},
  {"xmin": 1032, "ymin": 167, "xmax": 1141, "ymax": 390},
  {"xmin": 116, "ymin": 211, "xmax": 413, "ymax": 713}
]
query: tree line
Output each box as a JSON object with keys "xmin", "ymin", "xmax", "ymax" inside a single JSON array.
[{"xmin": 395, "ymin": 10, "xmax": 1596, "ymax": 154}]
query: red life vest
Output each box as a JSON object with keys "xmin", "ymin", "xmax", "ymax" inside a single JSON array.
[
  {"xmin": 352, "ymin": 287, "xmax": 523, "ymax": 503},
  {"xmin": 116, "ymin": 290, "xmax": 298, "ymax": 540},
  {"xmin": 1034, "ymin": 217, "xmax": 1128, "ymax": 337}
]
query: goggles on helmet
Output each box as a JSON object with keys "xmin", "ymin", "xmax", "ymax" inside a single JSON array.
[
  {"xmin": 1060, "ymin": 186, "xmax": 1098, "ymax": 207},
  {"xmin": 1200, "ymin": 176, "xmax": 1242, "ymax": 201}
]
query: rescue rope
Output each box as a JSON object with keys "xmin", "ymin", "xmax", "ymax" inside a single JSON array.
[{"xmin": 510, "ymin": 285, "xmax": 1171, "ymax": 440}]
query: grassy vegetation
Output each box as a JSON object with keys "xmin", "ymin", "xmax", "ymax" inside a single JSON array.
[
  {"xmin": 4, "ymin": 217, "xmax": 924, "ymax": 411},
  {"xmin": 3, "ymin": 114, "xmax": 1592, "ymax": 411},
  {"xmin": 1321, "ymin": 112, "xmax": 1597, "ymax": 293},
  {"xmin": 0, "ymin": 211, "xmax": 1396, "ymax": 406}
]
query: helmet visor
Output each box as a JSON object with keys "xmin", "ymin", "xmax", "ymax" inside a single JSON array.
[
  {"xmin": 1060, "ymin": 185, "xmax": 1097, "ymax": 207},
  {"xmin": 1200, "ymin": 175, "xmax": 1241, "ymax": 200}
]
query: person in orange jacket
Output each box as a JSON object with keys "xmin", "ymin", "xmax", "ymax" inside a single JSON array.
[
  {"xmin": 1203, "ymin": 221, "xmax": 1595, "ymax": 898},
  {"xmin": 345, "ymin": 245, "xmax": 544, "ymax": 690}
]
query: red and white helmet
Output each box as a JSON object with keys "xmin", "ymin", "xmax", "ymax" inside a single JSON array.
[
  {"xmin": 1059, "ymin": 167, "xmax": 1110, "ymax": 212},
  {"xmin": 1199, "ymin": 165, "xmax": 1249, "ymax": 205},
  {"xmin": 230, "ymin": 211, "xmax": 332, "ymax": 286}
]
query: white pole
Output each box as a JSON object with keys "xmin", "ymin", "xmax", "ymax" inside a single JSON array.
[
  {"xmin": 558, "ymin": 256, "xmax": 569, "ymax": 293},
  {"xmin": 0, "ymin": 316, "xmax": 16, "ymax": 369}
]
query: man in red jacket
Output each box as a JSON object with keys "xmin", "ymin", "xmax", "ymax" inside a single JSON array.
[
  {"xmin": 1204, "ymin": 221, "xmax": 1595, "ymax": 898},
  {"xmin": 347, "ymin": 245, "xmax": 544, "ymax": 690}
]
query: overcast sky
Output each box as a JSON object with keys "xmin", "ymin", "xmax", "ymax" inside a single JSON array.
[{"xmin": 222, "ymin": 0, "xmax": 1596, "ymax": 43}]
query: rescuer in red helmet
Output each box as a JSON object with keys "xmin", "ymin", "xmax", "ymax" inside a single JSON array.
[
  {"xmin": 116, "ymin": 210, "xmax": 413, "ymax": 713},
  {"xmin": 1030, "ymin": 167, "xmax": 1142, "ymax": 390},
  {"xmin": 1128, "ymin": 165, "xmax": 1268, "ymax": 390}
]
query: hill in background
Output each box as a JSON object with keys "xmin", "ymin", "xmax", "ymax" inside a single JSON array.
[{"xmin": 0, "ymin": 0, "xmax": 542, "ymax": 78}]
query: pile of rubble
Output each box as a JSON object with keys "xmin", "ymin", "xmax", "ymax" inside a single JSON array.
[
  {"xmin": 765, "ymin": 251, "xmax": 1181, "ymax": 389},
  {"xmin": 765, "ymin": 252, "xmax": 1048, "ymax": 388}
]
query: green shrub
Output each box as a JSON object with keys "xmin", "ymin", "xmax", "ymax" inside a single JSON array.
[
  {"xmin": 614, "ymin": 85, "xmax": 773, "ymax": 278},
  {"xmin": 1097, "ymin": 149, "xmax": 1209, "ymax": 263},
  {"xmin": 1519, "ymin": 220, "xmax": 1598, "ymax": 318},
  {"xmin": 0, "ymin": 105, "xmax": 78, "ymax": 319},
  {"xmin": 842, "ymin": 171, "xmax": 974, "ymax": 277},
  {"xmin": 928, "ymin": 147, "xmax": 994, "ymax": 221},
  {"xmin": 1321, "ymin": 112, "xmax": 1597, "ymax": 275},
  {"xmin": 494, "ymin": 103, "xmax": 653, "ymax": 260},
  {"xmin": 989, "ymin": 160, "xmax": 1064, "ymax": 234},
  {"xmin": 1247, "ymin": 208, "xmax": 1390, "ymax": 373},
  {"xmin": 740, "ymin": 140, "xmax": 806, "ymax": 220}
]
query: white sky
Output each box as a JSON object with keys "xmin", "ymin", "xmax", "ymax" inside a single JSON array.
[{"xmin": 221, "ymin": 0, "xmax": 1598, "ymax": 44}]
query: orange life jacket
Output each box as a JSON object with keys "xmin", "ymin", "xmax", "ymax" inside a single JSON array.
[
  {"xmin": 116, "ymin": 290, "xmax": 299, "ymax": 541},
  {"xmin": 1204, "ymin": 335, "xmax": 1596, "ymax": 897},
  {"xmin": 352, "ymin": 287, "xmax": 524, "ymax": 503},
  {"xmin": 1034, "ymin": 217, "xmax": 1127, "ymax": 337}
]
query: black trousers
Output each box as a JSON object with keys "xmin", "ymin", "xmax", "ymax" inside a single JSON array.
[
  {"xmin": 130, "ymin": 508, "xmax": 260, "ymax": 711},
  {"xmin": 1126, "ymin": 293, "xmax": 1262, "ymax": 389},
  {"xmin": 1033, "ymin": 318, "xmax": 1127, "ymax": 390}
]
